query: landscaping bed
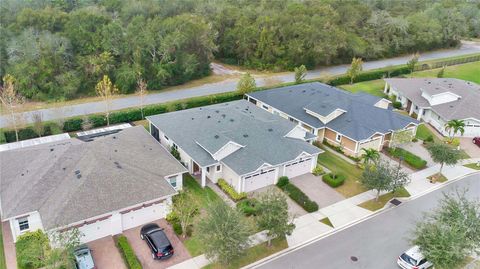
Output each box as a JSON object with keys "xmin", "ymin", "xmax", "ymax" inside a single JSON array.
[
  {"xmin": 427, "ymin": 174, "xmax": 448, "ymax": 183},
  {"xmin": 358, "ymin": 187, "xmax": 411, "ymax": 211},
  {"xmin": 0, "ymin": 223, "xmax": 6, "ymax": 269},
  {"xmin": 322, "ymin": 173, "xmax": 346, "ymax": 188},
  {"xmin": 386, "ymin": 147, "xmax": 427, "ymax": 169},
  {"xmin": 115, "ymin": 235, "xmax": 142, "ymax": 269},
  {"xmin": 202, "ymin": 237, "xmax": 288, "ymax": 269},
  {"xmin": 217, "ymin": 179, "xmax": 247, "ymax": 201},
  {"xmin": 277, "ymin": 177, "xmax": 318, "ymax": 212},
  {"xmin": 464, "ymin": 163, "xmax": 480, "ymax": 170}
]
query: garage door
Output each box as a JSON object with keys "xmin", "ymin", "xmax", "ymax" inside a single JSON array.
[
  {"xmin": 121, "ymin": 202, "xmax": 167, "ymax": 230},
  {"xmin": 243, "ymin": 168, "xmax": 276, "ymax": 192},
  {"xmin": 284, "ymin": 158, "xmax": 312, "ymax": 178},
  {"xmin": 464, "ymin": 125, "xmax": 480, "ymax": 137},
  {"xmin": 79, "ymin": 217, "xmax": 113, "ymax": 243}
]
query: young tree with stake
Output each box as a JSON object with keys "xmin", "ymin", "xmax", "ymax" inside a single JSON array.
[
  {"xmin": 95, "ymin": 75, "xmax": 118, "ymax": 126},
  {"xmin": 347, "ymin": 57, "xmax": 363, "ymax": 84},
  {"xmin": 136, "ymin": 76, "xmax": 148, "ymax": 119},
  {"xmin": 171, "ymin": 190, "xmax": 199, "ymax": 239},
  {"xmin": 1, "ymin": 74, "xmax": 24, "ymax": 141}
]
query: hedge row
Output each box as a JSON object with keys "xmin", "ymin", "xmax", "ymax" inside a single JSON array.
[
  {"xmin": 276, "ymin": 176, "xmax": 318, "ymax": 212},
  {"xmin": 0, "ymin": 91, "xmax": 243, "ymax": 143},
  {"xmin": 328, "ymin": 66, "xmax": 411, "ymax": 86},
  {"xmin": 218, "ymin": 178, "xmax": 247, "ymax": 201},
  {"xmin": 116, "ymin": 235, "xmax": 142, "ymax": 269},
  {"xmin": 322, "ymin": 173, "xmax": 346, "ymax": 188},
  {"xmin": 387, "ymin": 147, "xmax": 427, "ymax": 169}
]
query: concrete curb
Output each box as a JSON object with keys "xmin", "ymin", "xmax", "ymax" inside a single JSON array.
[{"xmin": 242, "ymin": 171, "xmax": 480, "ymax": 269}]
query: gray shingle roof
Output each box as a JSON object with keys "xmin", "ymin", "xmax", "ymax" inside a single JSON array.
[
  {"xmin": 384, "ymin": 78, "xmax": 480, "ymax": 121},
  {"xmin": 0, "ymin": 126, "xmax": 186, "ymax": 229},
  {"xmin": 248, "ymin": 82, "xmax": 418, "ymax": 141},
  {"xmin": 147, "ymin": 100, "xmax": 321, "ymax": 175}
]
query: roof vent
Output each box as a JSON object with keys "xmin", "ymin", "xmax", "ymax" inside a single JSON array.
[
  {"xmin": 217, "ymin": 120, "xmax": 221, "ymax": 123},
  {"xmin": 114, "ymin": 149, "xmax": 118, "ymax": 152},
  {"xmin": 114, "ymin": 161, "xmax": 122, "ymax": 169},
  {"xmin": 449, "ymin": 105, "xmax": 454, "ymax": 108},
  {"xmin": 75, "ymin": 170, "xmax": 81, "ymax": 175},
  {"xmin": 221, "ymin": 114, "xmax": 226, "ymax": 118},
  {"xmin": 21, "ymin": 173, "xmax": 24, "ymax": 176},
  {"xmin": 76, "ymin": 174, "xmax": 82, "ymax": 179},
  {"xmin": 268, "ymin": 128, "xmax": 273, "ymax": 132},
  {"xmin": 214, "ymin": 135, "xmax": 219, "ymax": 139},
  {"xmin": 243, "ymin": 134, "xmax": 249, "ymax": 138},
  {"xmin": 215, "ymin": 110, "xmax": 219, "ymax": 113},
  {"xmin": 230, "ymin": 119, "xmax": 234, "ymax": 122},
  {"xmin": 192, "ymin": 117, "xmax": 194, "ymax": 120},
  {"xmin": 302, "ymin": 90, "xmax": 306, "ymax": 93},
  {"xmin": 50, "ymin": 148, "xmax": 54, "ymax": 152},
  {"xmin": 207, "ymin": 115, "xmax": 211, "ymax": 119}
]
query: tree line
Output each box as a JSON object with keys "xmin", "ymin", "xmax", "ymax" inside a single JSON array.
[{"xmin": 1, "ymin": 0, "xmax": 479, "ymax": 101}]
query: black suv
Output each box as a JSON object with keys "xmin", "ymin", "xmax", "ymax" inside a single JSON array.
[{"xmin": 140, "ymin": 223, "xmax": 174, "ymax": 260}]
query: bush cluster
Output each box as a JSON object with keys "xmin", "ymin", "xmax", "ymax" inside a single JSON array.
[
  {"xmin": 312, "ymin": 165, "xmax": 325, "ymax": 176},
  {"xmin": 322, "ymin": 173, "xmax": 346, "ymax": 188},
  {"xmin": 328, "ymin": 66, "xmax": 411, "ymax": 86},
  {"xmin": 392, "ymin": 101, "xmax": 402, "ymax": 109},
  {"xmin": 16, "ymin": 230, "xmax": 50, "ymax": 269},
  {"xmin": 116, "ymin": 235, "xmax": 142, "ymax": 269},
  {"xmin": 277, "ymin": 176, "xmax": 318, "ymax": 212},
  {"xmin": 236, "ymin": 198, "xmax": 258, "ymax": 216},
  {"xmin": 218, "ymin": 179, "xmax": 247, "ymax": 201},
  {"xmin": 387, "ymin": 147, "xmax": 427, "ymax": 169}
]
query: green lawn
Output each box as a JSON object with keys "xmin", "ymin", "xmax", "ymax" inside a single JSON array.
[
  {"xmin": 316, "ymin": 146, "xmax": 366, "ymax": 197},
  {"xmin": 202, "ymin": 237, "xmax": 288, "ymax": 269},
  {"xmin": 183, "ymin": 174, "xmax": 223, "ymax": 257},
  {"xmin": 0, "ymin": 222, "xmax": 5, "ymax": 269},
  {"xmin": 339, "ymin": 79, "xmax": 386, "ymax": 97},
  {"xmin": 408, "ymin": 61, "xmax": 480, "ymax": 84},
  {"xmin": 464, "ymin": 163, "xmax": 480, "ymax": 170},
  {"xmin": 415, "ymin": 124, "xmax": 440, "ymax": 142},
  {"xmin": 358, "ymin": 187, "xmax": 411, "ymax": 211}
]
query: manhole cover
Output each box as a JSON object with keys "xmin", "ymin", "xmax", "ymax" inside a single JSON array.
[{"xmin": 350, "ymin": 256, "xmax": 358, "ymax": 262}]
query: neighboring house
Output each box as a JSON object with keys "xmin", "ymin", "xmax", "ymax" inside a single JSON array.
[
  {"xmin": 0, "ymin": 126, "xmax": 186, "ymax": 243},
  {"xmin": 246, "ymin": 82, "xmax": 419, "ymax": 158},
  {"xmin": 147, "ymin": 100, "xmax": 322, "ymax": 193},
  {"xmin": 384, "ymin": 78, "xmax": 480, "ymax": 137}
]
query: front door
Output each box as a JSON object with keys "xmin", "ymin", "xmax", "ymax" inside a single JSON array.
[
  {"xmin": 406, "ymin": 100, "xmax": 412, "ymax": 112},
  {"xmin": 192, "ymin": 161, "xmax": 200, "ymax": 175}
]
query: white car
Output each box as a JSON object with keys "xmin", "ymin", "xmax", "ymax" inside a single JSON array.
[{"xmin": 397, "ymin": 246, "xmax": 433, "ymax": 269}]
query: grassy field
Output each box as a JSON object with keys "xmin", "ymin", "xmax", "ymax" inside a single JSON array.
[
  {"xmin": 0, "ymin": 222, "xmax": 5, "ymax": 269},
  {"xmin": 358, "ymin": 187, "xmax": 410, "ymax": 211},
  {"xmin": 339, "ymin": 80, "xmax": 386, "ymax": 97},
  {"xmin": 409, "ymin": 61, "xmax": 480, "ymax": 84},
  {"xmin": 316, "ymin": 146, "xmax": 366, "ymax": 197},
  {"xmin": 203, "ymin": 237, "xmax": 288, "ymax": 269}
]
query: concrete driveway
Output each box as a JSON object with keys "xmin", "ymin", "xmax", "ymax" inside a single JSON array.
[
  {"xmin": 88, "ymin": 236, "xmax": 127, "ymax": 269},
  {"xmin": 290, "ymin": 173, "xmax": 345, "ymax": 208},
  {"xmin": 459, "ymin": 137, "xmax": 480, "ymax": 158},
  {"xmin": 123, "ymin": 219, "xmax": 191, "ymax": 269}
]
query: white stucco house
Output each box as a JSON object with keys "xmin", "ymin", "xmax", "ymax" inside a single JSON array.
[
  {"xmin": 0, "ymin": 126, "xmax": 186, "ymax": 243},
  {"xmin": 147, "ymin": 100, "xmax": 322, "ymax": 193},
  {"xmin": 384, "ymin": 78, "xmax": 480, "ymax": 137}
]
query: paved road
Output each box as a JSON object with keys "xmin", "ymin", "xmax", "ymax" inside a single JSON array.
[
  {"xmin": 2, "ymin": 42, "xmax": 479, "ymax": 128},
  {"xmin": 253, "ymin": 173, "xmax": 480, "ymax": 269}
]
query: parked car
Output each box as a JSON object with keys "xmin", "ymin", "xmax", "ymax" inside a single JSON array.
[
  {"xmin": 473, "ymin": 137, "xmax": 480, "ymax": 147},
  {"xmin": 74, "ymin": 245, "xmax": 96, "ymax": 269},
  {"xmin": 140, "ymin": 223, "xmax": 174, "ymax": 260},
  {"xmin": 397, "ymin": 246, "xmax": 433, "ymax": 269}
]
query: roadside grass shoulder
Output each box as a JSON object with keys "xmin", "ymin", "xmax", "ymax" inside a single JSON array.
[
  {"xmin": 0, "ymin": 222, "xmax": 5, "ymax": 269},
  {"xmin": 464, "ymin": 163, "xmax": 480, "ymax": 170},
  {"xmin": 358, "ymin": 187, "xmax": 410, "ymax": 211},
  {"xmin": 202, "ymin": 237, "xmax": 288, "ymax": 269},
  {"xmin": 408, "ymin": 61, "xmax": 480, "ymax": 84}
]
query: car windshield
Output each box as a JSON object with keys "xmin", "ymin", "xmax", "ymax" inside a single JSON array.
[
  {"xmin": 400, "ymin": 253, "xmax": 417, "ymax": 265},
  {"xmin": 150, "ymin": 230, "xmax": 171, "ymax": 249}
]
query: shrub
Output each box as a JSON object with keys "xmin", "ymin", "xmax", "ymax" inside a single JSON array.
[
  {"xmin": 173, "ymin": 222, "xmax": 183, "ymax": 235},
  {"xmin": 280, "ymin": 182, "xmax": 319, "ymax": 212},
  {"xmin": 424, "ymin": 135, "xmax": 434, "ymax": 143},
  {"xmin": 16, "ymin": 230, "xmax": 50, "ymax": 269},
  {"xmin": 276, "ymin": 176, "xmax": 290, "ymax": 188},
  {"xmin": 392, "ymin": 101, "xmax": 402, "ymax": 109},
  {"xmin": 412, "ymin": 138, "xmax": 418, "ymax": 142},
  {"xmin": 328, "ymin": 66, "xmax": 411, "ymax": 86},
  {"xmin": 236, "ymin": 198, "xmax": 258, "ymax": 216},
  {"xmin": 322, "ymin": 173, "xmax": 346, "ymax": 188},
  {"xmin": 170, "ymin": 147, "xmax": 180, "ymax": 160},
  {"xmin": 116, "ymin": 235, "xmax": 142, "ymax": 269},
  {"xmin": 323, "ymin": 140, "xmax": 344, "ymax": 153},
  {"xmin": 312, "ymin": 165, "xmax": 325, "ymax": 176},
  {"xmin": 387, "ymin": 147, "xmax": 427, "ymax": 169},
  {"xmin": 0, "ymin": 131, "xmax": 6, "ymax": 144},
  {"xmin": 217, "ymin": 179, "xmax": 247, "ymax": 201}
]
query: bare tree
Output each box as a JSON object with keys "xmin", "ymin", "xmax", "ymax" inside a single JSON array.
[
  {"xmin": 136, "ymin": 77, "xmax": 148, "ymax": 119},
  {"xmin": 32, "ymin": 112, "xmax": 44, "ymax": 137},
  {"xmin": 1, "ymin": 74, "xmax": 24, "ymax": 141},
  {"xmin": 95, "ymin": 75, "xmax": 118, "ymax": 126}
]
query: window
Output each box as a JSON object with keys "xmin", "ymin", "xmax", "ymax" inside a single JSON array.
[
  {"xmin": 262, "ymin": 105, "xmax": 269, "ymax": 110},
  {"xmin": 164, "ymin": 135, "xmax": 169, "ymax": 141},
  {"xmin": 206, "ymin": 167, "xmax": 210, "ymax": 173},
  {"xmin": 335, "ymin": 133, "xmax": 342, "ymax": 142},
  {"xmin": 169, "ymin": 176, "xmax": 177, "ymax": 188},
  {"xmin": 422, "ymin": 110, "xmax": 426, "ymax": 115},
  {"xmin": 18, "ymin": 217, "xmax": 29, "ymax": 231},
  {"xmin": 415, "ymin": 105, "xmax": 418, "ymax": 110},
  {"xmin": 216, "ymin": 165, "xmax": 222, "ymax": 172}
]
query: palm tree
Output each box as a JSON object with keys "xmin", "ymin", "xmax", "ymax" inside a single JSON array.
[
  {"xmin": 361, "ymin": 148, "xmax": 380, "ymax": 165},
  {"xmin": 444, "ymin": 119, "xmax": 465, "ymax": 142}
]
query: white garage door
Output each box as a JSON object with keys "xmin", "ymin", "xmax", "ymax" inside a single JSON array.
[
  {"xmin": 79, "ymin": 217, "xmax": 113, "ymax": 243},
  {"xmin": 121, "ymin": 202, "xmax": 167, "ymax": 230},
  {"xmin": 463, "ymin": 125, "xmax": 480, "ymax": 137},
  {"xmin": 284, "ymin": 158, "xmax": 312, "ymax": 178},
  {"xmin": 243, "ymin": 168, "xmax": 276, "ymax": 192}
]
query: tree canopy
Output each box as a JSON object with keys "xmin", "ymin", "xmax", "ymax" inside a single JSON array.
[{"xmin": 1, "ymin": 0, "xmax": 478, "ymax": 101}]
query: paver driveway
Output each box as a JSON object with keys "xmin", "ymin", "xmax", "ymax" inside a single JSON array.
[
  {"xmin": 290, "ymin": 173, "xmax": 345, "ymax": 208},
  {"xmin": 123, "ymin": 219, "xmax": 191, "ymax": 269},
  {"xmin": 88, "ymin": 236, "xmax": 127, "ymax": 269},
  {"xmin": 459, "ymin": 137, "xmax": 480, "ymax": 158}
]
